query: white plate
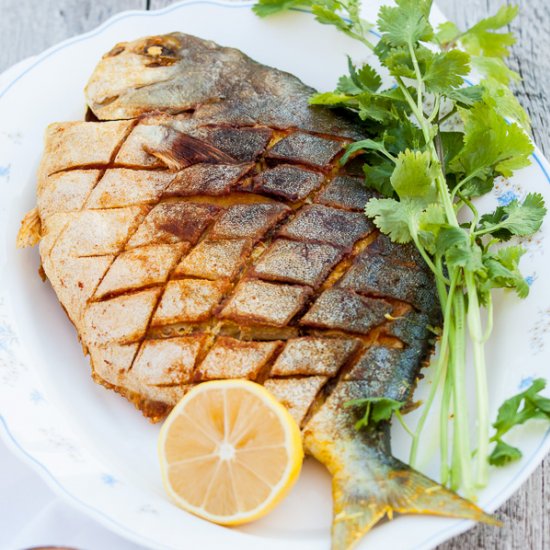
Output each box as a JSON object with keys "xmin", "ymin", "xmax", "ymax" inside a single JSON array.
[{"xmin": 0, "ymin": 2, "xmax": 549, "ymax": 549}]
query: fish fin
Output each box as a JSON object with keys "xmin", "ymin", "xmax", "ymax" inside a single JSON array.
[
  {"xmin": 331, "ymin": 457, "xmax": 499, "ymax": 550},
  {"xmin": 17, "ymin": 207, "xmax": 42, "ymax": 248}
]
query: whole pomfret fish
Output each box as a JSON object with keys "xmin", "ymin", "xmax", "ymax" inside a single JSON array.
[{"xmin": 19, "ymin": 32, "xmax": 494, "ymax": 550}]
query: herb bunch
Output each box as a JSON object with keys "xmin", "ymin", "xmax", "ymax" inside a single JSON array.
[{"xmin": 254, "ymin": 0, "xmax": 547, "ymax": 497}]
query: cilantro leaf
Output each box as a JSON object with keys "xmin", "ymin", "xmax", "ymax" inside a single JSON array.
[
  {"xmin": 363, "ymin": 160, "xmax": 395, "ymax": 197},
  {"xmin": 490, "ymin": 378, "xmax": 550, "ymax": 467},
  {"xmin": 435, "ymin": 226, "xmax": 468, "ymax": 255},
  {"xmin": 384, "ymin": 46, "xmax": 417, "ymax": 79},
  {"xmin": 355, "ymin": 64, "xmax": 383, "ymax": 92},
  {"xmin": 477, "ymin": 193, "xmax": 547, "ymax": 240},
  {"xmin": 341, "ymin": 138, "xmax": 390, "ymax": 164},
  {"xmin": 310, "ymin": 87, "xmax": 398, "ymax": 124},
  {"xmin": 482, "ymin": 77, "xmax": 530, "ymax": 130},
  {"xmin": 312, "ymin": 5, "xmax": 353, "ymax": 33},
  {"xmin": 471, "ymin": 56, "xmax": 519, "ymax": 85},
  {"xmin": 341, "ymin": 57, "xmax": 382, "ymax": 93},
  {"xmin": 460, "ymin": 5, "xmax": 518, "ymax": 58},
  {"xmin": 451, "ymin": 103, "xmax": 533, "ymax": 179},
  {"xmin": 356, "ymin": 96, "xmax": 398, "ymax": 123},
  {"xmin": 482, "ymin": 245, "xmax": 529, "ymax": 298},
  {"xmin": 439, "ymin": 132, "xmax": 465, "ymax": 172},
  {"xmin": 449, "ymin": 173, "xmax": 495, "ymax": 200},
  {"xmin": 346, "ymin": 397, "xmax": 405, "ymax": 429},
  {"xmin": 253, "ymin": 0, "xmax": 308, "ymax": 17},
  {"xmin": 365, "ymin": 197, "xmax": 416, "ymax": 243},
  {"xmin": 384, "ymin": 119, "xmax": 424, "ymax": 155},
  {"xmin": 436, "ymin": 228, "xmax": 485, "ymax": 272},
  {"xmin": 423, "ymin": 50, "xmax": 470, "ymax": 94},
  {"xmin": 309, "ymin": 91, "xmax": 354, "ymax": 106},
  {"xmin": 377, "ymin": 0, "xmax": 433, "ymax": 47},
  {"xmin": 419, "ymin": 203, "xmax": 446, "ymax": 233},
  {"xmin": 436, "ymin": 21, "xmax": 461, "ymax": 45},
  {"xmin": 391, "ymin": 149, "xmax": 438, "ymax": 205},
  {"xmin": 445, "ymin": 85, "xmax": 484, "ymax": 107},
  {"xmin": 336, "ymin": 75, "xmax": 363, "ymax": 95},
  {"xmin": 489, "ymin": 440, "xmax": 522, "ymax": 466},
  {"xmin": 418, "ymin": 203, "xmax": 446, "ymax": 253}
]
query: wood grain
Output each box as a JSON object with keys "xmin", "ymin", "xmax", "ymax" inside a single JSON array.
[
  {"xmin": 0, "ymin": 0, "xmax": 548, "ymax": 549},
  {"xmin": 0, "ymin": 0, "xmax": 145, "ymax": 72},
  {"xmin": 437, "ymin": 0, "xmax": 550, "ymax": 157}
]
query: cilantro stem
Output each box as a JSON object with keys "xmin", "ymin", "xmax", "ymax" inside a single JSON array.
[
  {"xmin": 377, "ymin": 148, "xmax": 397, "ymax": 164},
  {"xmin": 395, "ymin": 409, "xmax": 415, "ymax": 437},
  {"xmin": 411, "ymin": 231, "xmax": 451, "ymax": 285},
  {"xmin": 474, "ymin": 222, "xmax": 505, "ymax": 237},
  {"xmin": 483, "ymin": 294, "xmax": 494, "ymax": 343},
  {"xmin": 451, "ymin": 389, "xmax": 461, "ymax": 489},
  {"xmin": 437, "ymin": 105, "xmax": 458, "ymax": 126},
  {"xmin": 346, "ymin": 30, "xmax": 375, "ymax": 50},
  {"xmin": 410, "ymin": 268, "xmax": 458, "ymax": 467},
  {"xmin": 408, "ymin": 41, "xmax": 424, "ymax": 112},
  {"xmin": 450, "ymin": 289, "xmax": 474, "ymax": 497},
  {"xmin": 456, "ymin": 191, "xmax": 480, "ymax": 230},
  {"xmin": 427, "ymin": 94, "xmax": 441, "ymax": 123},
  {"xmin": 451, "ymin": 169, "xmax": 484, "ymax": 201},
  {"xmin": 440, "ymin": 338, "xmax": 452, "ymax": 485},
  {"xmin": 465, "ymin": 272, "xmax": 490, "ymax": 486}
]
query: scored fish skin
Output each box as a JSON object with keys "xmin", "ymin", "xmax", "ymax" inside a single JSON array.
[{"xmin": 20, "ymin": 32, "xmax": 495, "ymax": 549}]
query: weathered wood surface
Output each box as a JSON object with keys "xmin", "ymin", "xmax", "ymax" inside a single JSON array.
[
  {"xmin": 0, "ymin": 1, "xmax": 548, "ymax": 549},
  {"xmin": 437, "ymin": 0, "xmax": 550, "ymax": 166},
  {"xmin": 0, "ymin": 0, "xmax": 145, "ymax": 71}
]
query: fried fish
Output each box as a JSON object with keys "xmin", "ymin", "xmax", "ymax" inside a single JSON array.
[{"xmin": 19, "ymin": 33, "xmax": 494, "ymax": 549}]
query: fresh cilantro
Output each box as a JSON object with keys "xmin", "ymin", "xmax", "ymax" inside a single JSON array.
[
  {"xmin": 459, "ymin": 5, "xmax": 518, "ymax": 58},
  {"xmin": 363, "ymin": 160, "xmax": 395, "ymax": 196},
  {"xmin": 471, "ymin": 56, "xmax": 519, "ymax": 85},
  {"xmin": 482, "ymin": 245, "xmax": 529, "ymax": 298},
  {"xmin": 252, "ymin": 0, "xmax": 306, "ymax": 17},
  {"xmin": 445, "ymin": 85, "xmax": 483, "ymax": 107},
  {"xmin": 477, "ymin": 193, "xmax": 547, "ymax": 240},
  {"xmin": 377, "ymin": 0, "xmax": 433, "ymax": 47},
  {"xmin": 489, "ymin": 379, "xmax": 550, "ymax": 466},
  {"xmin": 450, "ymin": 103, "xmax": 533, "ymax": 179},
  {"xmin": 255, "ymin": 0, "xmax": 547, "ymax": 497},
  {"xmin": 438, "ymin": 132, "xmax": 464, "ymax": 171},
  {"xmin": 423, "ymin": 50, "xmax": 470, "ymax": 93},
  {"xmin": 481, "ymin": 77, "xmax": 530, "ymax": 130},
  {"xmin": 489, "ymin": 440, "xmax": 523, "ymax": 466},
  {"xmin": 437, "ymin": 5, "xmax": 518, "ymax": 59},
  {"xmin": 365, "ymin": 197, "xmax": 416, "ymax": 243},
  {"xmin": 391, "ymin": 149, "xmax": 438, "ymax": 204},
  {"xmin": 346, "ymin": 396, "xmax": 405, "ymax": 429},
  {"xmin": 435, "ymin": 21, "xmax": 461, "ymax": 45},
  {"xmin": 340, "ymin": 138, "xmax": 390, "ymax": 164},
  {"xmin": 342, "ymin": 57, "xmax": 382, "ymax": 93}
]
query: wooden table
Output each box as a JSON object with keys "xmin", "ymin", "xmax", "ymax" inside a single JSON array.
[{"xmin": 0, "ymin": 1, "xmax": 548, "ymax": 548}]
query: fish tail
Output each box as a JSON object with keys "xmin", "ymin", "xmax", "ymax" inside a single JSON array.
[{"xmin": 330, "ymin": 454, "xmax": 499, "ymax": 550}]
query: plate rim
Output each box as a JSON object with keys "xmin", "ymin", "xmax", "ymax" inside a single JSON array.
[{"xmin": 0, "ymin": 2, "xmax": 549, "ymax": 549}]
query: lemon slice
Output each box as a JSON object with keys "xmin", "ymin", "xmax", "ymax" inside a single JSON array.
[{"xmin": 158, "ymin": 379, "xmax": 303, "ymax": 525}]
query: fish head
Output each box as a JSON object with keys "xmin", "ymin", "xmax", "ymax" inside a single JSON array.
[{"xmin": 85, "ymin": 34, "xmax": 188, "ymax": 119}]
